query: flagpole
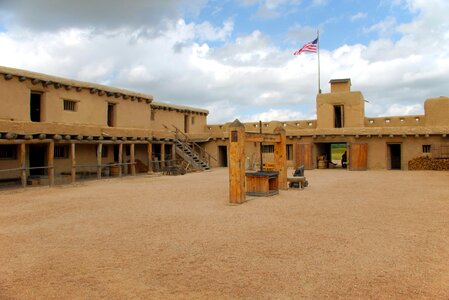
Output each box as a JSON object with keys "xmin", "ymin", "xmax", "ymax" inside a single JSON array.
[{"xmin": 317, "ymin": 29, "xmax": 321, "ymax": 94}]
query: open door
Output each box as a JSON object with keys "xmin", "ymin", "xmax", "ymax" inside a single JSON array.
[
  {"xmin": 348, "ymin": 143, "xmax": 367, "ymax": 171},
  {"xmin": 295, "ymin": 143, "xmax": 313, "ymax": 169}
]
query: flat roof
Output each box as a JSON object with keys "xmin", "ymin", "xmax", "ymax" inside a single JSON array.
[{"xmin": 0, "ymin": 65, "xmax": 153, "ymax": 102}]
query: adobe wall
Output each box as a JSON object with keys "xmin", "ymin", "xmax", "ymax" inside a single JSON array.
[
  {"xmin": 0, "ymin": 76, "xmax": 152, "ymax": 129},
  {"xmin": 151, "ymin": 109, "xmax": 207, "ymax": 134},
  {"xmin": 316, "ymin": 91, "xmax": 365, "ymax": 128},
  {"xmin": 424, "ymin": 97, "xmax": 449, "ymax": 127}
]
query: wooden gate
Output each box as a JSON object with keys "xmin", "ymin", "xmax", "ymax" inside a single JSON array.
[
  {"xmin": 348, "ymin": 143, "xmax": 368, "ymax": 171},
  {"xmin": 295, "ymin": 143, "xmax": 314, "ymax": 169}
]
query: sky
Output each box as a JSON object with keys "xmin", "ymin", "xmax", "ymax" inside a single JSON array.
[{"xmin": 0, "ymin": 0, "xmax": 448, "ymax": 124}]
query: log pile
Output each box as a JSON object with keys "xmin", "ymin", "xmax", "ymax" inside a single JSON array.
[{"xmin": 408, "ymin": 156, "xmax": 449, "ymax": 170}]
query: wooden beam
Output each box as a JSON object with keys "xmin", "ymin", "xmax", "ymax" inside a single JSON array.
[
  {"xmin": 70, "ymin": 143, "xmax": 76, "ymax": 184},
  {"xmin": 160, "ymin": 143, "xmax": 165, "ymax": 170},
  {"xmin": 147, "ymin": 143, "xmax": 153, "ymax": 173},
  {"xmin": 245, "ymin": 132, "xmax": 281, "ymax": 143},
  {"xmin": 19, "ymin": 76, "xmax": 27, "ymax": 82},
  {"xmin": 118, "ymin": 143, "xmax": 123, "ymax": 177},
  {"xmin": 4, "ymin": 74, "xmax": 13, "ymax": 80},
  {"xmin": 130, "ymin": 144, "xmax": 136, "ymax": 176},
  {"xmin": 229, "ymin": 119, "xmax": 246, "ymax": 204},
  {"xmin": 48, "ymin": 141, "xmax": 55, "ymax": 186},
  {"xmin": 273, "ymin": 127, "xmax": 287, "ymax": 190},
  {"xmin": 20, "ymin": 143, "xmax": 26, "ymax": 188},
  {"xmin": 97, "ymin": 143, "xmax": 102, "ymax": 179}
]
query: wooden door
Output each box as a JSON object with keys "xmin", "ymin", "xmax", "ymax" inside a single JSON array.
[
  {"xmin": 348, "ymin": 143, "xmax": 368, "ymax": 171},
  {"xmin": 295, "ymin": 143, "xmax": 313, "ymax": 169}
]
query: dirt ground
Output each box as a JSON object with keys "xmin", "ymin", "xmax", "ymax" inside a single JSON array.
[{"xmin": 1, "ymin": 168, "xmax": 448, "ymax": 299}]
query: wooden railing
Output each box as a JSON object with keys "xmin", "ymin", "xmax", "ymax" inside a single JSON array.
[{"xmin": 171, "ymin": 125, "xmax": 217, "ymax": 168}]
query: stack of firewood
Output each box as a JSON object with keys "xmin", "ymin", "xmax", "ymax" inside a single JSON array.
[{"xmin": 408, "ymin": 156, "xmax": 449, "ymax": 170}]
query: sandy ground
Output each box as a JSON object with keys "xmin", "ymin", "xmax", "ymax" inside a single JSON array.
[{"xmin": 0, "ymin": 168, "xmax": 448, "ymax": 299}]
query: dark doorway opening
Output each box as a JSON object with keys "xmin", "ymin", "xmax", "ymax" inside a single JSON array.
[
  {"xmin": 107, "ymin": 103, "xmax": 115, "ymax": 127},
  {"xmin": 184, "ymin": 115, "xmax": 189, "ymax": 133},
  {"xmin": 113, "ymin": 145, "xmax": 120, "ymax": 162},
  {"xmin": 315, "ymin": 142, "xmax": 347, "ymax": 169},
  {"xmin": 29, "ymin": 145, "xmax": 46, "ymax": 176},
  {"xmin": 388, "ymin": 144, "xmax": 401, "ymax": 170},
  {"xmin": 30, "ymin": 92, "xmax": 42, "ymax": 122},
  {"xmin": 218, "ymin": 145, "xmax": 228, "ymax": 167},
  {"xmin": 164, "ymin": 144, "xmax": 172, "ymax": 162},
  {"xmin": 334, "ymin": 105, "xmax": 344, "ymax": 128}
]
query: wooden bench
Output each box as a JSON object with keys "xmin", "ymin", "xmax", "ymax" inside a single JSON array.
[{"xmin": 287, "ymin": 176, "xmax": 307, "ymax": 189}]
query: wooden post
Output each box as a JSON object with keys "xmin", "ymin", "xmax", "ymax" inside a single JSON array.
[
  {"xmin": 274, "ymin": 127, "xmax": 287, "ymax": 190},
  {"xmin": 160, "ymin": 143, "xmax": 165, "ymax": 170},
  {"xmin": 147, "ymin": 142, "xmax": 153, "ymax": 173},
  {"xmin": 118, "ymin": 143, "xmax": 123, "ymax": 176},
  {"xmin": 20, "ymin": 143, "xmax": 26, "ymax": 188},
  {"xmin": 48, "ymin": 141, "xmax": 55, "ymax": 186},
  {"xmin": 172, "ymin": 143, "xmax": 176, "ymax": 162},
  {"xmin": 229, "ymin": 119, "xmax": 246, "ymax": 204},
  {"xmin": 97, "ymin": 143, "xmax": 103, "ymax": 179},
  {"xmin": 70, "ymin": 143, "xmax": 76, "ymax": 183},
  {"xmin": 130, "ymin": 143, "xmax": 136, "ymax": 176}
]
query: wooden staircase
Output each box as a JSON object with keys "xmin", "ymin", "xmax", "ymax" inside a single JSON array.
[{"xmin": 172, "ymin": 126, "xmax": 215, "ymax": 171}]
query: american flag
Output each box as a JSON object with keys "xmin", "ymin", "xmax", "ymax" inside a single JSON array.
[{"xmin": 293, "ymin": 38, "xmax": 318, "ymax": 55}]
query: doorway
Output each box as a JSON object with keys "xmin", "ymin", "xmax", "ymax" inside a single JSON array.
[
  {"xmin": 388, "ymin": 144, "xmax": 402, "ymax": 170},
  {"xmin": 218, "ymin": 145, "xmax": 228, "ymax": 167},
  {"xmin": 184, "ymin": 115, "xmax": 189, "ymax": 133},
  {"xmin": 30, "ymin": 92, "xmax": 42, "ymax": 122},
  {"xmin": 29, "ymin": 145, "xmax": 46, "ymax": 176},
  {"xmin": 314, "ymin": 142, "xmax": 347, "ymax": 168}
]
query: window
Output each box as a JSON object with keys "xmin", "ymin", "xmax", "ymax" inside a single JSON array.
[
  {"xmin": 262, "ymin": 145, "xmax": 274, "ymax": 153},
  {"xmin": 150, "ymin": 110, "xmax": 155, "ymax": 121},
  {"xmin": 63, "ymin": 100, "xmax": 77, "ymax": 111},
  {"xmin": 191, "ymin": 116, "xmax": 195, "ymax": 125},
  {"xmin": 0, "ymin": 145, "xmax": 17, "ymax": 160},
  {"xmin": 286, "ymin": 144, "xmax": 293, "ymax": 160},
  {"xmin": 422, "ymin": 145, "xmax": 431, "ymax": 153},
  {"xmin": 54, "ymin": 146, "xmax": 69, "ymax": 159}
]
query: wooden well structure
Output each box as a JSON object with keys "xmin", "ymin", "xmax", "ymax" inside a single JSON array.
[{"xmin": 228, "ymin": 119, "xmax": 287, "ymax": 204}]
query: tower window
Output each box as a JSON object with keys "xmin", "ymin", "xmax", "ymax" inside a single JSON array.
[{"xmin": 334, "ymin": 105, "xmax": 344, "ymax": 128}]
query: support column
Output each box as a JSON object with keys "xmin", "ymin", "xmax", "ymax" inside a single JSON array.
[
  {"xmin": 20, "ymin": 143, "xmax": 26, "ymax": 188},
  {"xmin": 229, "ymin": 119, "xmax": 246, "ymax": 204},
  {"xmin": 172, "ymin": 143, "xmax": 176, "ymax": 162},
  {"xmin": 48, "ymin": 141, "xmax": 55, "ymax": 186},
  {"xmin": 274, "ymin": 127, "xmax": 287, "ymax": 190},
  {"xmin": 130, "ymin": 143, "xmax": 136, "ymax": 176},
  {"xmin": 70, "ymin": 143, "xmax": 76, "ymax": 183},
  {"xmin": 97, "ymin": 143, "xmax": 103, "ymax": 179},
  {"xmin": 160, "ymin": 143, "xmax": 165, "ymax": 170},
  {"xmin": 147, "ymin": 142, "xmax": 153, "ymax": 173},
  {"xmin": 118, "ymin": 143, "xmax": 123, "ymax": 177}
]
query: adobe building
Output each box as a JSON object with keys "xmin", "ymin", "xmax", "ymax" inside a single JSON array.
[
  {"xmin": 0, "ymin": 66, "xmax": 210, "ymax": 187},
  {"xmin": 204, "ymin": 79, "xmax": 449, "ymax": 170},
  {"xmin": 1, "ymin": 66, "xmax": 448, "ymax": 188}
]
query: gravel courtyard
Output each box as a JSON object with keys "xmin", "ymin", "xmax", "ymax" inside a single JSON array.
[{"xmin": 1, "ymin": 168, "xmax": 448, "ymax": 299}]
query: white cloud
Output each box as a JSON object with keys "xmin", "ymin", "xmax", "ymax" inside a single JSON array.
[
  {"xmin": 0, "ymin": 0, "xmax": 448, "ymax": 124},
  {"xmin": 363, "ymin": 16, "xmax": 396, "ymax": 37},
  {"xmin": 243, "ymin": 108, "xmax": 312, "ymax": 122},
  {"xmin": 351, "ymin": 12, "xmax": 367, "ymax": 22}
]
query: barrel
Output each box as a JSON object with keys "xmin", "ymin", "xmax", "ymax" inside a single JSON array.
[{"xmin": 318, "ymin": 160, "xmax": 326, "ymax": 169}]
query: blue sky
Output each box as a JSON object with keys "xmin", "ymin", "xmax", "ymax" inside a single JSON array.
[{"xmin": 0, "ymin": 0, "xmax": 447, "ymax": 123}]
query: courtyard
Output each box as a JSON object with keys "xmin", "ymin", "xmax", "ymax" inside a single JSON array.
[{"xmin": 1, "ymin": 168, "xmax": 448, "ymax": 299}]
